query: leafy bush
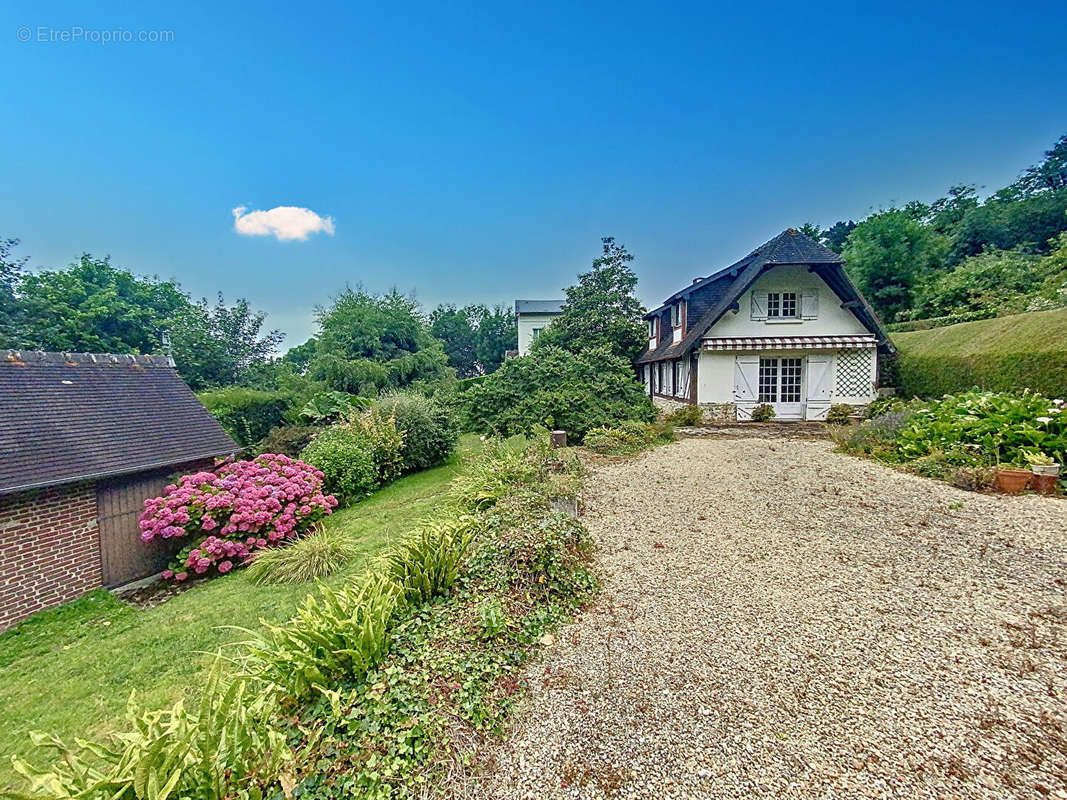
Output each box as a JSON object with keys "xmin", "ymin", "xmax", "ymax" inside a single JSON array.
[
  {"xmin": 951, "ymin": 465, "xmax": 997, "ymax": 492},
  {"xmin": 826, "ymin": 404, "xmax": 855, "ymax": 425},
  {"xmin": 299, "ymin": 425, "xmax": 381, "ymax": 506},
  {"xmin": 373, "ymin": 391, "xmax": 458, "ymax": 472},
  {"xmin": 298, "ymin": 390, "xmax": 367, "ymax": 424},
  {"xmin": 138, "ymin": 455, "xmax": 337, "ymax": 580},
  {"xmin": 750, "ymin": 403, "xmax": 775, "ymax": 422},
  {"xmin": 246, "ymin": 524, "xmax": 361, "ymax": 585},
  {"xmin": 837, "ymin": 410, "xmax": 917, "ymax": 457},
  {"xmin": 584, "ymin": 419, "xmax": 675, "ymax": 455},
  {"xmin": 664, "ymin": 403, "xmax": 704, "ymax": 426},
  {"xmin": 197, "ymin": 387, "xmax": 293, "ymax": 447},
  {"xmin": 256, "ymin": 424, "xmax": 321, "ymax": 457},
  {"xmin": 467, "ymin": 345, "xmax": 654, "ymax": 442}
]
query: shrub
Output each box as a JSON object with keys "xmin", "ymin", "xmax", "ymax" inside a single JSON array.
[
  {"xmin": 839, "ymin": 409, "xmax": 916, "ymax": 457},
  {"xmin": 198, "ymin": 387, "xmax": 293, "ymax": 447},
  {"xmin": 298, "ymin": 390, "xmax": 367, "ymax": 424},
  {"xmin": 246, "ymin": 524, "xmax": 361, "ymax": 585},
  {"xmin": 373, "ymin": 391, "xmax": 458, "ymax": 472},
  {"xmin": 467, "ymin": 345, "xmax": 655, "ymax": 442},
  {"xmin": 139, "ymin": 455, "xmax": 337, "ymax": 580},
  {"xmin": 584, "ymin": 419, "xmax": 675, "ymax": 455},
  {"xmin": 750, "ymin": 403, "xmax": 775, "ymax": 422},
  {"xmin": 664, "ymin": 404, "xmax": 704, "ymax": 426},
  {"xmin": 299, "ymin": 426, "xmax": 380, "ymax": 506},
  {"xmin": 951, "ymin": 465, "xmax": 997, "ymax": 492},
  {"xmin": 257, "ymin": 424, "xmax": 321, "ymax": 457},
  {"xmin": 826, "ymin": 404, "xmax": 855, "ymax": 425}
]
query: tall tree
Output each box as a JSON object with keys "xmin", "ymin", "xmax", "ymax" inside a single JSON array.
[
  {"xmin": 822, "ymin": 220, "xmax": 856, "ymax": 253},
  {"xmin": 1012, "ymin": 134, "xmax": 1067, "ymax": 196},
  {"xmin": 473, "ymin": 303, "xmax": 517, "ymax": 374},
  {"xmin": 308, "ymin": 288, "xmax": 452, "ymax": 395},
  {"xmin": 533, "ymin": 237, "xmax": 646, "ymax": 361},
  {"xmin": 842, "ymin": 210, "xmax": 948, "ymax": 322},
  {"xmin": 798, "ymin": 223, "xmax": 824, "ymax": 243},
  {"xmin": 0, "ymin": 238, "xmax": 29, "ymax": 348},
  {"xmin": 429, "ymin": 303, "xmax": 517, "ymax": 377}
]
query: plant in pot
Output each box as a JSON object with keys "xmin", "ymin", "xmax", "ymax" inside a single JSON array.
[{"xmin": 1023, "ymin": 451, "xmax": 1062, "ymax": 495}]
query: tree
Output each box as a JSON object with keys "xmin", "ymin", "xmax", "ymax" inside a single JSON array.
[
  {"xmin": 950, "ymin": 190, "xmax": 1067, "ymax": 261},
  {"xmin": 822, "ymin": 220, "xmax": 856, "ymax": 253},
  {"xmin": 533, "ymin": 237, "xmax": 646, "ymax": 361},
  {"xmin": 842, "ymin": 210, "xmax": 948, "ymax": 322},
  {"xmin": 798, "ymin": 223, "xmax": 824, "ymax": 244},
  {"xmin": 13, "ymin": 254, "xmax": 192, "ymax": 354},
  {"xmin": 1012, "ymin": 134, "xmax": 1067, "ymax": 197},
  {"xmin": 0, "ymin": 238, "xmax": 29, "ymax": 348},
  {"xmin": 927, "ymin": 185, "xmax": 979, "ymax": 236},
  {"xmin": 910, "ymin": 248, "xmax": 1046, "ymax": 319},
  {"xmin": 473, "ymin": 304, "xmax": 517, "ymax": 374},
  {"xmin": 308, "ymin": 288, "xmax": 452, "ymax": 395},
  {"xmin": 429, "ymin": 303, "xmax": 517, "ymax": 377},
  {"xmin": 170, "ymin": 294, "xmax": 285, "ymax": 390}
]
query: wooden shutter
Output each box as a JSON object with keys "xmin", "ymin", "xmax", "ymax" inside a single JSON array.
[
  {"xmin": 750, "ymin": 292, "xmax": 767, "ymax": 321},
  {"xmin": 801, "ymin": 290, "xmax": 819, "ymax": 320},
  {"xmin": 733, "ymin": 355, "xmax": 759, "ymax": 401},
  {"xmin": 806, "ymin": 356, "xmax": 832, "ymax": 401}
]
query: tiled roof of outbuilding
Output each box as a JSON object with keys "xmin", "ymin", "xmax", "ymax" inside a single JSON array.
[{"xmin": 0, "ymin": 351, "xmax": 237, "ymax": 495}]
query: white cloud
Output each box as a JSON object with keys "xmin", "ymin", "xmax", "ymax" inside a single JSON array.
[{"xmin": 232, "ymin": 205, "xmax": 335, "ymax": 241}]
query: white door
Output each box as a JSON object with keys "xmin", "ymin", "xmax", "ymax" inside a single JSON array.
[
  {"xmin": 805, "ymin": 355, "xmax": 832, "ymax": 421},
  {"xmin": 758, "ymin": 356, "xmax": 805, "ymax": 420},
  {"xmin": 733, "ymin": 355, "xmax": 759, "ymax": 420}
]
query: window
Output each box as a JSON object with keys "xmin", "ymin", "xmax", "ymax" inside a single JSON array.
[
  {"xmin": 647, "ymin": 317, "xmax": 658, "ymax": 340},
  {"xmin": 780, "ymin": 358, "xmax": 802, "ymax": 402},
  {"xmin": 671, "ymin": 301, "xmax": 684, "ymax": 328},
  {"xmin": 767, "ymin": 292, "xmax": 799, "ymax": 319},
  {"xmin": 759, "ymin": 357, "xmax": 802, "ymax": 403},
  {"xmin": 531, "ymin": 326, "xmax": 543, "ymax": 341}
]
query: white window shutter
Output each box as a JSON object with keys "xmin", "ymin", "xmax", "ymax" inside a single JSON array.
[
  {"xmin": 806, "ymin": 356, "xmax": 832, "ymax": 401},
  {"xmin": 750, "ymin": 292, "xmax": 767, "ymax": 321},
  {"xmin": 801, "ymin": 290, "xmax": 819, "ymax": 319},
  {"xmin": 733, "ymin": 355, "xmax": 759, "ymax": 401}
]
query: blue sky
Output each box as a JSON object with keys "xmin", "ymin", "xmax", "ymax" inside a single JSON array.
[{"xmin": 2, "ymin": 1, "xmax": 1066, "ymax": 347}]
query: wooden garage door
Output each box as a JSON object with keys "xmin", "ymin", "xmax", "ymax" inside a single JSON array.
[{"xmin": 97, "ymin": 472, "xmax": 179, "ymax": 587}]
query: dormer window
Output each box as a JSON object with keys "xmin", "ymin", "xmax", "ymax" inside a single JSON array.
[
  {"xmin": 647, "ymin": 318, "xmax": 658, "ymax": 339},
  {"xmin": 767, "ymin": 292, "xmax": 798, "ymax": 319},
  {"xmin": 671, "ymin": 302, "xmax": 682, "ymax": 328}
]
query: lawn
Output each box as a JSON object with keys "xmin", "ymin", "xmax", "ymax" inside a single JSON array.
[{"xmin": 0, "ymin": 434, "xmax": 485, "ymax": 788}]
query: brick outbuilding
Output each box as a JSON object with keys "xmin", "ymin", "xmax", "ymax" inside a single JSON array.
[{"xmin": 0, "ymin": 351, "xmax": 236, "ymax": 631}]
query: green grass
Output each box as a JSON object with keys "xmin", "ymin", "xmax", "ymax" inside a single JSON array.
[
  {"xmin": 0, "ymin": 434, "xmax": 485, "ymax": 788},
  {"xmin": 892, "ymin": 307, "xmax": 1067, "ymax": 399}
]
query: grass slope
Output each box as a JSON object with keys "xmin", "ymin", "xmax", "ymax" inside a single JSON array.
[
  {"xmin": 892, "ymin": 308, "xmax": 1067, "ymax": 399},
  {"xmin": 0, "ymin": 435, "xmax": 482, "ymax": 788}
]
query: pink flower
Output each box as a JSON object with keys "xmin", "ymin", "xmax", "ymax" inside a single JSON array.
[
  {"xmin": 175, "ymin": 571, "xmax": 188, "ymax": 582},
  {"xmin": 217, "ymin": 560, "xmax": 233, "ymax": 574},
  {"xmin": 161, "ymin": 569, "xmax": 173, "ymax": 579}
]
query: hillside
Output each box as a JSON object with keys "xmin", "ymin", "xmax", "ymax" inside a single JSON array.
[{"xmin": 891, "ymin": 307, "xmax": 1067, "ymax": 398}]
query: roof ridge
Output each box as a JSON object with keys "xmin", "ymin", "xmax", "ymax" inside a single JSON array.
[{"xmin": 2, "ymin": 350, "xmax": 173, "ymax": 367}]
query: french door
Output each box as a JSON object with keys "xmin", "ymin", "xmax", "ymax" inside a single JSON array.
[{"xmin": 757, "ymin": 357, "xmax": 805, "ymax": 419}]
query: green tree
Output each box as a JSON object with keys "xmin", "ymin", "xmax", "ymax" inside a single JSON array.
[
  {"xmin": 429, "ymin": 303, "xmax": 517, "ymax": 377},
  {"xmin": 842, "ymin": 210, "xmax": 948, "ymax": 322},
  {"xmin": 170, "ymin": 294, "xmax": 285, "ymax": 390},
  {"xmin": 910, "ymin": 248, "xmax": 1046, "ymax": 319},
  {"xmin": 798, "ymin": 223, "xmax": 824, "ymax": 243},
  {"xmin": 533, "ymin": 237, "xmax": 646, "ymax": 361},
  {"xmin": 0, "ymin": 238, "xmax": 29, "ymax": 348},
  {"xmin": 308, "ymin": 288, "xmax": 452, "ymax": 395},
  {"xmin": 951, "ymin": 190, "xmax": 1067, "ymax": 261},
  {"xmin": 928, "ymin": 185, "xmax": 979, "ymax": 236},
  {"xmin": 1012, "ymin": 134, "xmax": 1067, "ymax": 197},
  {"xmin": 822, "ymin": 220, "xmax": 856, "ymax": 253},
  {"xmin": 473, "ymin": 303, "xmax": 517, "ymax": 374}
]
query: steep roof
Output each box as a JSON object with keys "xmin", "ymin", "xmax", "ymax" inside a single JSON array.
[
  {"xmin": 0, "ymin": 351, "xmax": 237, "ymax": 495},
  {"xmin": 636, "ymin": 229, "xmax": 893, "ymax": 364},
  {"xmin": 515, "ymin": 299, "xmax": 564, "ymax": 314}
]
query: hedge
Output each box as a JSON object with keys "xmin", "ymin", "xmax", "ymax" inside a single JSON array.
[
  {"xmin": 892, "ymin": 308, "xmax": 1067, "ymax": 399},
  {"xmin": 198, "ymin": 387, "xmax": 293, "ymax": 447}
]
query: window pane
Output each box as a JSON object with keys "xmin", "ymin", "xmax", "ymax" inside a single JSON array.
[
  {"xmin": 780, "ymin": 358, "xmax": 802, "ymax": 402},
  {"xmin": 758, "ymin": 358, "xmax": 778, "ymax": 402},
  {"xmin": 781, "ymin": 293, "xmax": 798, "ymax": 318},
  {"xmin": 767, "ymin": 293, "xmax": 780, "ymax": 317}
]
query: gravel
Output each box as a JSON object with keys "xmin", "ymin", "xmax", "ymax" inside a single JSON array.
[{"xmin": 469, "ymin": 437, "xmax": 1067, "ymax": 800}]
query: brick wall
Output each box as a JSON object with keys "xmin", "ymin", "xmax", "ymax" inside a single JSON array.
[{"xmin": 0, "ymin": 482, "xmax": 101, "ymax": 631}]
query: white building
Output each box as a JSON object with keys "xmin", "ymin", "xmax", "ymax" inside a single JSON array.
[
  {"xmin": 515, "ymin": 299, "xmax": 563, "ymax": 356},
  {"xmin": 635, "ymin": 229, "xmax": 894, "ymax": 422}
]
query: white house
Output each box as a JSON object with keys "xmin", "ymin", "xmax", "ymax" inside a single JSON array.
[
  {"xmin": 515, "ymin": 299, "xmax": 563, "ymax": 356},
  {"xmin": 635, "ymin": 229, "xmax": 894, "ymax": 422}
]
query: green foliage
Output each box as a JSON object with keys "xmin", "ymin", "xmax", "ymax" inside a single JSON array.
[
  {"xmin": 583, "ymin": 419, "xmax": 675, "ymax": 455},
  {"xmin": 197, "ymin": 386, "xmax": 292, "ymax": 447},
  {"xmin": 429, "ymin": 303, "xmax": 516, "ymax": 377},
  {"xmin": 300, "ymin": 425, "xmax": 380, "ymax": 505},
  {"xmin": 663, "ymin": 403, "xmax": 704, "ymax": 426},
  {"xmin": 467, "ymin": 345, "xmax": 655, "ymax": 442},
  {"xmin": 0, "ymin": 237, "xmax": 29, "ymax": 348},
  {"xmin": 255, "ymin": 424, "xmax": 321, "ymax": 457},
  {"xmin": 246, "ymin": 524, "xmax": 361, "ymax": 585},
  {"xmin": 826, "ymin": 404, "xmax": 855, "ymax": 425},
  {"xmin": 532, "ymin": 237, "xmax": 646, "ymax": 361},
  {"xmin": 951, "ymin": 189, "xmax": 1067, "ymax": 262},
  {"xmin": 886, "ymin": 310, "xmax": 996, "ymax": 332},
  {"xmin": 372, "ymin": 391, "xmax": 458, "ymax": 472},
  {"xmin": 307, "ymin": 289, "xmax": 452, "ymax": 395},
  {"xmin": 298, "ymin": 390, "xmax": 366, "ymax": 424},
  {"xmin": 750, "ymin": 403, "xmax": 776, "ymax": 422},
  {"xmin": 892, "ymin": 308, "xmax": 1067, "ymax": 399},
  {"xmin": 10, "ymin": 658, "xmax": 288, "ymax": 800},
  {"xmin": 842, "ymin": 209, "xmax": 949, "ymax": 321},
  {"xmin": 383, "ymin": 516, "xmax": 476, "ymax": 607}
]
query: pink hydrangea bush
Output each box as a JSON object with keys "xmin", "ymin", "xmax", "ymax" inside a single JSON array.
[{"xmin": 139, "ymin": 454, "xmax": 338, "ymax": 581}]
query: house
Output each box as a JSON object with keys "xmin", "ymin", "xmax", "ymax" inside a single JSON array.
[
  {"xmin": 0, "ymin": 351, "xmax": 236, "ymax": 630},
  {"xmin": 635, "ymin": 229, "xmax": 893, "ymax": 422},
  {"xmin": 515, "ymin": 299, "xmax": 564, "ymax": 355}
]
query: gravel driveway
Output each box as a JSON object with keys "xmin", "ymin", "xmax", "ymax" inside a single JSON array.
[{"xmin": 471, "ymin": 437, "xmax": 1067, "ymax": 800}]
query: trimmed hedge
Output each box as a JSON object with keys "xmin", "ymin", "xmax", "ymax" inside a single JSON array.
[
  {"xmin": 198, "ymin": 387, "xmax": 293, "ymax": 447},
  {"xmin": 892, "ymin": 308, "xmax": 1067, "ymax": 399},
  {"xmin": 886, "ymin": 310, "xmax": 996, "ymax": 332}
]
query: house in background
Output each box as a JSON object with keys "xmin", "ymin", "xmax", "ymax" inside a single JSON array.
[
  {"xmin": 635, "ymin": 229, "xmax": 893, "ymax": 422},
  {"xmin": 515, "ymin": 299, "xmax": 564, "ymax": 355},
  {"xmin": 0, "ymin": 351, "xmax": 236, "ymax": 631}
]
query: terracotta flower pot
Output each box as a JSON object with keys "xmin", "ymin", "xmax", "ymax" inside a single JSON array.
[
  {"xmin": 1031, "ymin": 473, "xmax": 1061, "ymax": 496},
  {"xmin": 995, "ymin": 468, "xmax": 1032, "ymax": 495}
]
